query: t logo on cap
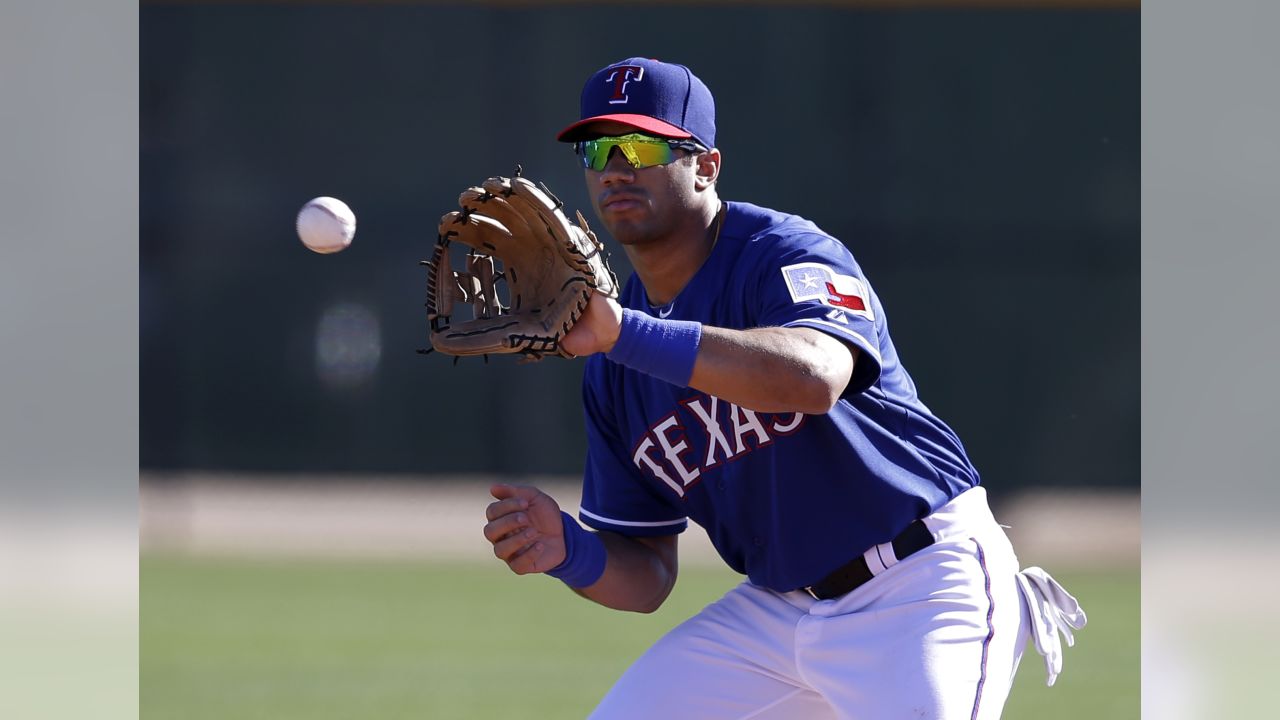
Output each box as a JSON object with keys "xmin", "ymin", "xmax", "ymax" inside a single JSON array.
[{"xmin": 607, "ymin": 65, "xmax": 645, "ymax": 105}]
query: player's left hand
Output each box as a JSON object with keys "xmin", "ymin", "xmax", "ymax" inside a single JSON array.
[
  {"xmin": 423, "ymin": 173, "xmax": 619, "ymax": 361},
  {"xmin": 561, "ymin": 291, "xmax": 623, "ymax": 357}
]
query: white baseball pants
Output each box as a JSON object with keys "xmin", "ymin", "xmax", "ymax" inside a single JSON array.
[{"xmin": 589, "ymin": 487, "xmax": 1032, "ymax": 720}]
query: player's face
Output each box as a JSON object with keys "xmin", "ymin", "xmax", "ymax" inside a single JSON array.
[{"xmin": 578, "ymin": 123, "xmax": 704, "ymax": 247}]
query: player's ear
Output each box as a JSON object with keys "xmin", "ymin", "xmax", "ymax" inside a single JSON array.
[{"xmin": 693, "ymin": 148, "xmax": 721, "ymax": 190}]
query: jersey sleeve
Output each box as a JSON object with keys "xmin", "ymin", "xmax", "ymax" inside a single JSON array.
[
  {"xmin": 579, "ymin": 357, "xmax": 689, "ymax": 537},
  {"xmin": 751, "ymin": 232, "xmax": 884, "ymax": 395}
]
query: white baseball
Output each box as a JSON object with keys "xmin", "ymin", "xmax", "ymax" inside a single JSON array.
[{"xmin": 296, "ymin": 196, "xmax": 356, "ymax": 254}]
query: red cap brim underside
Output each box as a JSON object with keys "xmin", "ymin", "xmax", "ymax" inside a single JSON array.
[{"xmin": 556, "ymin": 114, "xmax": 692, "ymax": 142}]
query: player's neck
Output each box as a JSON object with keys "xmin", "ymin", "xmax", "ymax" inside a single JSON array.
[{"xmin": 625, "ymin": 201, "xmax": 724, "ymax": 306}]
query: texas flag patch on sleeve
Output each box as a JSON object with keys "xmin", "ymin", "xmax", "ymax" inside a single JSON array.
[{"xmin": 780, "ymin": 262, "xmax": 875, "ymax": 321}]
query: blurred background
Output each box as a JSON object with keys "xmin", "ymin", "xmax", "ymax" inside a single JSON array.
[{"xmin": 139, "ymin": 1, "xmax": 1140, "ymax": 718}]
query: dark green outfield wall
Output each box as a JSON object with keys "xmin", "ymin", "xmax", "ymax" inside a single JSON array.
[{"xmin": 141, "ymin": 5, "xmax": 1138, "ymax": 491}]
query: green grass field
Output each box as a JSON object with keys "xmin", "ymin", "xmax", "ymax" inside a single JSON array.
[{"xmin": 142, "ymin": 555, "xmax": 1137, "ymax": 719}]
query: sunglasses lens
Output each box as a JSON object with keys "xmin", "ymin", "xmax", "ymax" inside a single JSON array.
[
  {"xmin": 620, "ymin": 142, "xmax": 675, "ymax": 169},
  {"xmin": 580, "ymin": 135, "xmax": 679, "ymax": 171}
]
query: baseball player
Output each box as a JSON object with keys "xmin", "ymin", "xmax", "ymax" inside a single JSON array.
[{"xmin": 482, "ymin": 57, "xmax": 1085, "ymax": 719}]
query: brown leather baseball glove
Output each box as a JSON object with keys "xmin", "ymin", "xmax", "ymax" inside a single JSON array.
[{"xmin": 423, "ymin": 172, "xmax": 618, "ymax": 361}]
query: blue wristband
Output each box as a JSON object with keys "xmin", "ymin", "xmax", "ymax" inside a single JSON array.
[
  {"xmin": 606, "ymin": 308, "xmax": 702, "ymax": 387},
  {"xmin": 545, "ymin": 511, "xmax": 607, "ymax": 588}
]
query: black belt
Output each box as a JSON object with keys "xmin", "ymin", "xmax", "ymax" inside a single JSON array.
[{"xmin": 802, "ymin": 520, "xmax": 935, "ymax": 600}]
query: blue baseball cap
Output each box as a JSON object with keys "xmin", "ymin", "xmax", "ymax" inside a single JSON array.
[{"xmin": 556, "ymin": 57, "xmax": 716, "ymax": 148}]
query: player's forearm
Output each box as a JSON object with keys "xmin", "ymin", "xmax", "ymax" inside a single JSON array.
[
  {"xmin": 687, "ymin": 326, "xmax": 854, "ymax": 414},
  {"xmin": 571, "ymin": 532, "xmax": 677, "ymax": 614},
  {"xmin": 571, "ymin": 294, "xmax": 854, "ymax": 413}
]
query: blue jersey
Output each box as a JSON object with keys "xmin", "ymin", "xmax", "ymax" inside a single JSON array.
[{"xmin": 579, "ymin": 201, "xmax": 979, "ymax": 592}]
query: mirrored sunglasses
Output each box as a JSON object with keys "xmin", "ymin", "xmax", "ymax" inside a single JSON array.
[{"xmin": 575, "ymin": 133, "xmax": 706, "ymax": 172}]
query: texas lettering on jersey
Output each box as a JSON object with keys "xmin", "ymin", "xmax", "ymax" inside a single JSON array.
[
  {"xmin": 779, "ymin": 262, "xmax": 875, "ymax": 322},
  {"xmin": 630, "ymin": 393, "xmax": 807, "ymax": 497}
]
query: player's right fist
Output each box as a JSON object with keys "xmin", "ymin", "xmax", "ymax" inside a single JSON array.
[{"xmin": 483, "ymin": 484, "xmax": 567, "ymax": 575}]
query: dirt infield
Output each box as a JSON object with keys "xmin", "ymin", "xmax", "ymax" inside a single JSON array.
[{"xmin": 140, "ymin": 474, "xmax": 1138, "ymax": 569}]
